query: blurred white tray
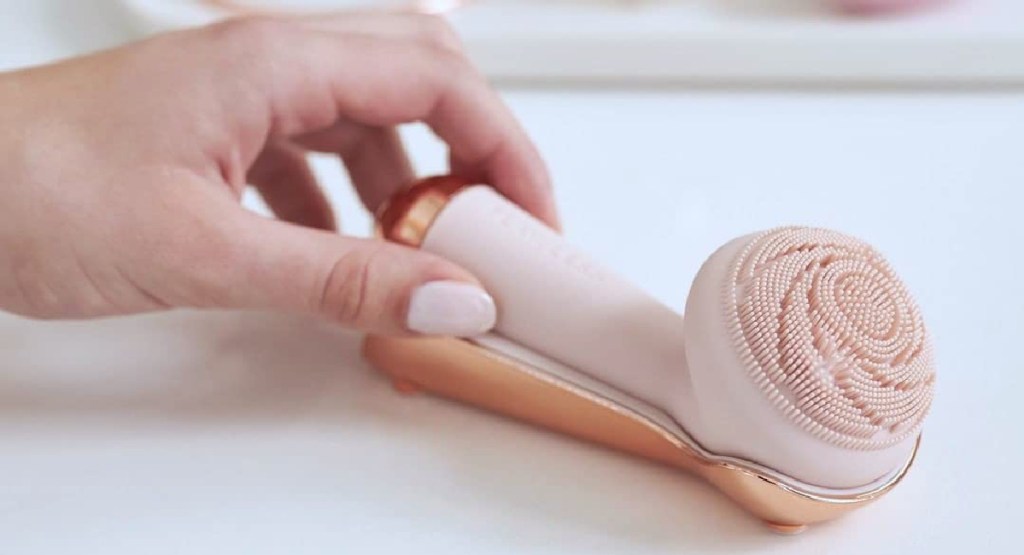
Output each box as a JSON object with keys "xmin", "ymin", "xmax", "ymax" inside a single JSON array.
[{"xmin": 118, "ymin": 0, "xmax": 1024, "ymax": 86}]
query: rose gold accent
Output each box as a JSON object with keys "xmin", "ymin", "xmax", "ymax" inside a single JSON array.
[
  {"xmin": 391, "ymin": 378, "xmax": 422, "ymax": 395},
  {"xmin": 375, "ymin": 175, "xmax": 474, "ymax": 248},
  {"xmin": 363, "ymin": 335, "xmax": 918, "ymax": 529}
]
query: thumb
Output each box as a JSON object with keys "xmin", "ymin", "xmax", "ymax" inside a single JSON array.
[{"xmin": 217, "ymin": 214, "xmax": 496, "ymax": 336}]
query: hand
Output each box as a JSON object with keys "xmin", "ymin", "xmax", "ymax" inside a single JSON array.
[{"xmin": 0, "ymin": 13, "xmax": 558, "ymax": 336}]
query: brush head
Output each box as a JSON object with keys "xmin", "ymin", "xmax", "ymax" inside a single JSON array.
[
  {"xmin": 728, "ymin": 227, "xmax": 934, "ymax": 450},
  {"xmin": 682, "ymin": 227, "xmax": 935, "ymax": 490}
]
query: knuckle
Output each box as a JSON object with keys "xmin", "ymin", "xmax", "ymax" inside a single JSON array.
[
  {"xmin": 319, "ymin": 246, "xmax": 390, "ymax": 326},
  {"xmin": 428, "ymin": 45, "xmax": 474, "ymax": 84},
  {"xmin": 205, "ymin": 15, "xmax": 295, "ymax": 58},
  {"xmin": 415, "ymin": 15, "xmax": 463, "ymax": 53}
]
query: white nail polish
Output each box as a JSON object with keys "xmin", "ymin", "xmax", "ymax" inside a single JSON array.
[{"xmin": 407, "ymin": 281, "xmax": 497, "ymax": 336}]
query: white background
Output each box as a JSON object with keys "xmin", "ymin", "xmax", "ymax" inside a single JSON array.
[{"xmin": 1, "ymin": 1, "xmax": 1022, "ymax": 553}]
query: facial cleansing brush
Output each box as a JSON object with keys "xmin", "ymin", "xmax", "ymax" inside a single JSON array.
[{"xmin": 363, "ymin": 176, "xmax": 935, "ymax": 532}]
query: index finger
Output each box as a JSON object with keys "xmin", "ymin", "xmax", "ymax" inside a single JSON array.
[{"xmin": 209, "ymin": 16, "xmax": 559, "ymax": 228}]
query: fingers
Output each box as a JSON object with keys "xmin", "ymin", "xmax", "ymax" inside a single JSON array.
[
  {"xmin": 206, "ymin": 211, "xmax": 495, "ymax": 336},
  {"xmin": 288, "ymin": 11, "xmax": 464, "ymax": 53},
  {"xmin": 202, "ymin": 14, "xmax": 558, "ymax": 228},
  {"xmin": 294, "ymin": 124, "xmax": 414, "ymax": 214},
  {"xmin": 429, "ymin": 85, "xmax": 560, "ymax": 230},
  {"xmin": 247, "ymin": 141, "xmax": 336, "ymax": 231}
]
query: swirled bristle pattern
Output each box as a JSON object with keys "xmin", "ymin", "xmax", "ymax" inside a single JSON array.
[{"xmin": 726, "ymin": 228, "xmax": 935, "ymax": 450}]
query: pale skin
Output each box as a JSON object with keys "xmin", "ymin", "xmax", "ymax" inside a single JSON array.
[{"xmin": 0, "ymin": 13, "xmax": 560, "ymax": 335}]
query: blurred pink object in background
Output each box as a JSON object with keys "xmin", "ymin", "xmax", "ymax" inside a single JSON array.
[
  {"xmin": 836, "ymin": 0, "xmax": 948, "ymax": 15},
  {"xmin": 203, "ymin": 0, "xmax": 469, "ymax": 15}
]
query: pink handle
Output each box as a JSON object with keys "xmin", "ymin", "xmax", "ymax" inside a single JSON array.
[{"xmin": 419, "ymin": 186, "xmax": 690, "ymax": 413}]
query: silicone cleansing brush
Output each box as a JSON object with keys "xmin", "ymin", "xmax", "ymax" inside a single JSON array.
[
  {"xmin": 364, "ymin": 176, "xmax": 935, "ymax": 532},
  {"xmin": 681, "ymin": 228, "xmax": 934, "ymax": 489}
]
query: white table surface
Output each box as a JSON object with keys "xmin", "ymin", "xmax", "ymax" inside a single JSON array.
[{"xmin": 2, "ymin": 1, "xmax": 1023, "ymax": 553}]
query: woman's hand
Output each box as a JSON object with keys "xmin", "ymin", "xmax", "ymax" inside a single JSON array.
[{"xmin": 0, "ymin": 13, "xmax": 557, "ymax": 336}]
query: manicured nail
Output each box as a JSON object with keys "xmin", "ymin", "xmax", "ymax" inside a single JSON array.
[{"xmin": 407, "ymin": 281, "xmax": 497, "ymax": 336}]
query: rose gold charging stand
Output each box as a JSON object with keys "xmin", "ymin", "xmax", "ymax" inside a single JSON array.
[{"xmin": 362, "ymin": 335, "xmax": 915, "ymax": 534}]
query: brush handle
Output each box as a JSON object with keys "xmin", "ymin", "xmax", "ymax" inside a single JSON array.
[{"xmin": 417, "ymin": 185, "xmax": 690, "ymax": 411}]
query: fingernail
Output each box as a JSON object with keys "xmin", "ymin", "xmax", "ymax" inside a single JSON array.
[{"xmin": 407, "ymin": 281, "xmax": 497, "ymax": 336}]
